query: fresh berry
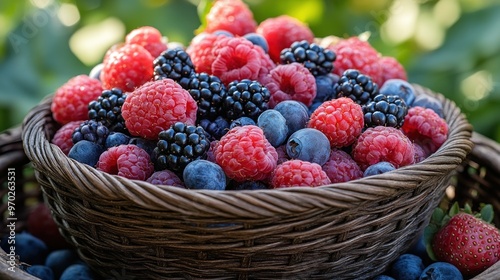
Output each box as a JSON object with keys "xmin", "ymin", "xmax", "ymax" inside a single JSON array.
[
  {"xmin": 153, "ymin": 48, "xmax": 196, "ymax": 87},
  {"xmin": 121, "ymin": 79, "xmax": 198, "ymax": 140},
  {"xmin": 276, "ymin": 144, "xmax": 290, "ymax": 165},
  {"xmin": 261, "ymin": 62, "xmax": 316, "ymax": 108},
  {"xmin": 229, "ymin": 116, "xmax": 256, "ymax": 129},
  {"xmin": 363, "ymin": 161, "xmax": 396, "ymax": 177},
  {"xmin": 412, "ymin": 93, "xmax": 444, "ymax": 118},
  {"xmin": 223, "ymin": 79, "xmax": 271, "ymax": 121},
  {"xmin": 97, "ymin": 144, "xmax": 154, "ymax": 180},
  {"xmin": 153, "ymin": 122, "xmax": 210, "ymax": 173},
  {"xmin": 45, "ymin": 249, "xmax": 79, "ymax": 279},
  {"xmin": 334, "ymin": 69, "xmax": 380, "ymax": 106},
  {"xmin": 373, "ymin": 276, "xmax": 396, "ymax": 280},
  {"xmin": 26, "ymin": 203, "xmax": 70, "ymax": 250},
  {"xmin": 227, "ymin": 180, "xmax": 270, "ymax": 191},
  {"xmin": 419, "ymin": 262, "xmax": 463, "ymax": 280},
  {"xmin": 183, "ymin": 159, "xmax": 226, "ymax": 190},
  {"xmin": 215, "ymin": 125, "xmax": 277, "ymax": 182},
  {"xmin": 273, "ymin": 100, "xmax": 309, "ymax": 137},
  {"xmin": 362, "ymin": 94, "xmax": 408, "ymax": 128},
  {"xmin": 0, "ymin": 232, "xmax": 48, "ymax": 265},
  {"xmin": 401, "ymin": 106, "xmax": 448, "ymax": 155},
  {"xmin": 198, "ymin": 116, "xmax": 230, "ymax": 140},
  {"xmin": 389, "ymin": 254, "xmax": 425, "ymax": 280},
  {"xmin": 379, "ymin": 79, "xmax": 416, "ymax": 106},
  {"xmin": 257, "ymin": 109, "xmax": 288, "ymax": 147},
  {"xmin": 413, "ymin": 143, "xmax": 427, "ymax": 163},
  {"xmin": 88, "ymin": 88, "xmax": 128, "ymax": 133},
  {"xmin": 51, "ymin": 121, "xmax": 82, "ymax": 155},
  {"xmin": 243, "ymin": 32, "xmax": 269, "ymax": 53},
  {"xmin": 271, "ymin": 159, "xmax": 331, "ymax": 188},
  {"xmin": 186, "ymin": 32, "xmax": 229, "ymax": 74},
  {"xmin": 308, "ymin": 97, "xmax": 364, "ymax": 148},
  {"xmin": 105, "ymin": 132, "xmax": 131, "ymax": 148},
  {"xmin": 286, "ymin": 128, "xmax": 331, "ymax": 166},
  {"xmin": 89, "ymin": 63, "xmax": 103, "ymax": 80},
  {"xmin": 322, "ymin": 149, "xmax": 362, "ymax": 183},
  {"xmin": 314, "ymin": 74, "xmax": 339, "ymax": 103},
  {"xmin": 67, "ymin": 140, "xmax": 105, "ymax": 167},
  {"xmin": 51, "ymin": 75, "xmax": 103, "ymax": 125},
  {"xmin": 100, "ymin": 44, "xmax": 154, "ymax": 92},
  {"xmin": 128, "ymin": 137, "xmax": 157, "ymax": 156},
  {"xmin": 147, "ymin": 170, "xmax": 185, "ymax": 188},
  {"xmin": 185, "ymin": 72, "xmax": 227, "ymax": 120},
  {"xmin": 72, "ymin": 119, "xmax": 109, "ymax": 146},
  {"xmin": 256, "ymin": 15, "xmax": 314, "ymax": 63},
  {"xmin": 206, "ymin": 139, "xmax": 218, "ymax": 163},
  {"xmin": 59, "ymin": 264, "xmax": 94, "ymax": 280},
  {"xmin": 280, "ymin": 40, "xmax": 336, "ymax": 76},
  {"xmin": 204, "ymin": 0, "xmax": 257, "ymax": 36},
  {"xmin": 352, "ymin": 126, "xmax": 415, "ymax": 170},
  {"xmin": 379, "ymin": 56, "xmax": 407, "ymax": 86},
  {"xmin": 125, "ymin": 26, "xmax": 168, "ymax": 58},
  {"xmin": 26, "ymin": 265, "xmax": 54, "ymax": 280}
]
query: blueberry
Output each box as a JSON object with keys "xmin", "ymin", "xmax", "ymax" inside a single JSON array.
[
  {"xmin": 407, "ymin": 234, "xmax": 431, "ymax": 265},
  {"xmin": 257, "ymin": 109, "xmax": 288, "ymax": 147},
  {"xmin": 390, "ymin": 254, "xmax": 425, "ymax": 280},
  {"xmin": 314, "ymin": 74, "xmax": 339, "ymax": 103},
  {"xmin": 419, "ymin": 262, "xmax": 463, "ymax": 280},
  {"xmin": 128, "ymin": 137, "xmax": 156, "ymax": 156},
  {"xmin": 308, "ymin": 101, "xmax": 323, "ymax": 116},
  {"xmin": 60, "ymin": 264, "xmax": 94, "ymax": 280},
  {"xmin": 229, "ymin": 117, "xmax": 256, "ymax": 129},
  {"xmin": 379, "ymin": 79, "xmax": 416, "ymax": 106},
  {"xmin": 363, "ymin": 161, "xmax": 396, "ymax": 177},
  {"xmin": 412, "ymin": 94, "xmax": 444, "ymax": 118},
  {"xmin": 212, "ymin": 30, "xmax": 234, "ymax": 37},
  {"xmin": 26, "ymin": 265, "xmax": 54, "ymax": 280},
  {"xmin": 45, "ymin": 249, "xmax": 80, "ymax": 279},
  {"xmin": 286, "ymin": 128, "xmax": 331, "ymax": 166},
  {"xmin": 1, "ymin": 232, "xmax": 48, "ymax": 265},
  {"xmin": 105, "ymin": 132, "xmax": 131, "ymax": 148},
  {"xmin": 88, "ymin": 63, "xmax": 103, "ymax": 81},
  {"xmin": 183, "ymin": 160, "xmax": 226, "ymax": 190},
  {"xmin": 274, "ymin": 100, "xmax": 309, "ymax": 137},
  {"xmin": 373, "ymin": 276, "xmax": 396, "ymax": 280},
  {"xmin": 199, "ymin": 116, "xmax": 230, "ymax": 140},
  {"xmin": 243, "ymin": 32, "xmax": 269, "ymax": 53},
  {"xmin": 68, "ymin": 140, "xmax": 105, "ymax": 167}
]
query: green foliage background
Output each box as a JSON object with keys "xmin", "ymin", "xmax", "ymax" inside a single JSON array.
[{"xmin": 1, "ymin": 0, "xmax": 499, "ymax": 142}]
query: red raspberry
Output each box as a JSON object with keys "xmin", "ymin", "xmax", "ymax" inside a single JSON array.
[
  {"xmin": 328, "ymin": 37, "xmax": 383, "ymax": 86},
  {"xmin": 51, "ymin": 75, "xmax": 103, "ymax": 125},
  {"xmin": 51, "ymin": 121, "xmax": 82, "ymax": 155},
  {"xmin": 186, "ymin": 32, "xmax": 228, "ymax": 74},
  {"xmin": 352, "ymin": 126, "xmax": 415, "ymax": 170},
  {"xmin": 413, "ymin": 142, "xmax": 427, "ymax": 163},
  {"xmin": 261, "ymin": 63, "xmax": 316, "ymax": 108},
  {"xmin": 256, "ymin": 15, "xmax": 314, "ymax": 63},
  {"xmin": 204, "ymin": 0, "xmax": 257, "ymax": 36},
  {"xmin": 401, "ymin": 106, "xmax": 448, "ymax": 155},
  {"xmin": 215, "ymin": 125, "xmax": 278, "ymax": 182},
  {"xmin": 308, "ymin": 97, "xmax": 364, "ymax": 148},
  {"xmin": 27, "ymin": 203, "xmax": 71, "ymax": 250},
  {"xmin": 322, "ymin": 149, "xmax": 363, "ymax": 183},
  {"xmin": 271, "ymin": 159, "xmax": 331, "ymax": 188},
  {"xmin": 147, "ymin": 170, "xmax": 185, "ymax": 188},
  {"xmin": 125, "ymin": 26, "xmax": 168, "ymax": 58},
  {"xmin": 97, "ymin": 144, "xmax": 154, "ymax": 180},
  {"xmin": 100, "ymin": 44, "xmax": 154, "ymax": 92},
  {"xmin": 379, "ymin": 56, "xmax": 407, "ymax": 87},
  {"xmin": 121, "ymin": 79, "xmax": 198, "ymax": 140}
]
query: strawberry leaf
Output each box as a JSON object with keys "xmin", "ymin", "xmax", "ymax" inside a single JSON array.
[
  {"xmin": 448, "ymin": 201, "xmax": 460, "ymax": 217},
  {"xmin": 431, "ymin": 207, "xmax": 445, "ymax": 224},
  {"xmin": 480, "ymin": 204, "xmax": 494, "ymax": 223},
  {"xmin": 464, "ymin": 203, "xmax": 473, "ymax": 214},
  {"xmin": 426, "ymin": 244, "xmax": 437, "ymax": 261}
]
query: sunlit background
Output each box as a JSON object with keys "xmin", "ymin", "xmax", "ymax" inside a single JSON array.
[{"xmin": 1, "ymin": 0, "xmax": 499, "ymax": 142}]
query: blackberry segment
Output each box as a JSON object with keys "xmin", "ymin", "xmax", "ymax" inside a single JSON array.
[
  {"xmin": 154, "ymin": 48, "xmax": 195, "ymax": 88},
  {"xmin": 363, "ymin": 94, "xmax": 408, "ymax": 128},
  {"xmin": 280, "ymin": 40, "xmax": 336, "ymax": 76},
  {"xmin": 186, "ymin": 73, "xmax": 227, "ymax": 120},
  {"xmin": 198, "ymin": 116, "xmax": 229, "ymax": 140},
  {"xmin": 223, "ymin": 79, "xmax": 271, "ymax": 121},
  {"xmin": 334, "ymin": 69, "xmax": 379, "ymax": 105},
  {"xmin": 88, "ymin": 88, "xmax": 127, "ymax": 133},
  {"xmin": 72, "ymin": 120, "xmax": 109, "ymax": 146},
  {"xmin": 154, "ymin": 122, "xmax": 210, "ymax": 173}
]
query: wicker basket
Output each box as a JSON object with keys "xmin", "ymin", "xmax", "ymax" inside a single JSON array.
[{"xmin": 17, "ymin": 84, "xmax": 473, "ymax": 279}]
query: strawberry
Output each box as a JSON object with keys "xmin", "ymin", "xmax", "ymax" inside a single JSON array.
[{"xmin": 425, "ymin": 202, "xmax": 500, "ymax": 277}]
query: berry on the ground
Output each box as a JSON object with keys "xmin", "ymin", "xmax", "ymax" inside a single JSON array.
[
  {"xmin": 401, "ymin": 106, "xmax": 448, "ymax": 155},
  {"xmin": 257, "ymin": 109, "xmax": 288, "ymax": 147},
  {"xmin": 378, "ymin": 56, "xmax": 407, "ymax": 87},
  {"xmin": 222, "ymin": 79, "xmax": 270, "ymax": 121},
  {"xmin": 52, "ymin": 121, "xmax": 82, "ymax": 155},
  {"xmin": 59, "ymin": 264, "xmax": 94, "ymax": 280},
  {"xmin": 271, "ymin": 159, "xmax": 331, "ymax": 188},
  {"xmin": 322, "ymin": 149, "xmax": 363, "ymax": 183},
  {"xmin": 154, "ymin": 48, "xmax": 196, "ymax": 88},
  {"xmin": 334, "ymin": 69, "xmax": 380, "ymax": 106},
  {"xmin": 286, "ymin": 128, "xmax": 331, "ymax": 166},
  {"xmin": 185, "ymin": 72, "xmax": 227, "ymax": 120},
  {"xmin": 379, "ymin": 79, "xmax": 416, "ymax": 106},
  {"xmin": 125, "ymin": 26, "xmax": 167, "ymax": 58},
  {"xmin": 0, "ymin": 232, "xmax": 48, "ymax": 265},
  {"xmin": 97, "ymin": 144, "xmax": 154, "ymax": 180},
  {"xmin": 204, "ymin": 0, "xmax": 257, "ymax": 36},
  {"xmin": 45, "ymin": 249, "xmax": 79, "ymax": 279},
  {"xmin": 88, "ymin": 88, "xmax": 128, "ymax": 133},
  {"xmin": 147, "ymin": 170, "xmax": 185, "ymax": 188},
  {"xmin": 26, "ymin": 265, "xmax": 54, "ymax": 280},
  {"xmin": 67, "ymin": 140, "xmax": 105, "ymax": 167},
  {"xmin": 363, "ymin": 161, "xmax": 396, "ymax": 177},
  {"xmin": 280, "ymin": 40, "xmax": 336, "ymax": 76},
  {"xmin": 273, "ymin": 100, "xmax": 309, "ymax": 137},
  {"xmin": 363, "ymin": 94, "xmax": 408, "ymax": 128},
  {"xmin": 72, "ymin": 119, "xmax": 109, "ymax": 146},
  {"xmin": 183, "ymin": 159, "xmax": 226, "ymax": 190}
]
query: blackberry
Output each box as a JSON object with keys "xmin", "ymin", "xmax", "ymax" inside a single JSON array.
[
  {"xmin": 363, "ymin": 94, "xmax": 408, "ymax": 128},
  {"xmin": 153, "ymin": 122, "xmax": 210, "ymax": 173},
  {"xmin": 88, "ymin": 88, "xmax": 127, "ymax": 133},
  {"xmin": 198, "ymin": 116, "xmax": 229, "ymax": 140},
  {"xmin": 186, "ymin": 73, "xmax": 227, "ymax": 120},
  {"xmin": 280, "ymin": 40, "xmax": 336, "ymax": 76},
  {"xmin": 334, "ymin": 69, "xmax": 379, "ymax": 105},
  {"xmin": 72, "ymin": 120, "xmax": 109, "ymax": 146},
  {"xmin": 223, "ymin": 79, "xmax": 271, "ymax": 121},
  {"xmin": 153, "ymin": 48, "xmax": 195, "ymax": 88}
]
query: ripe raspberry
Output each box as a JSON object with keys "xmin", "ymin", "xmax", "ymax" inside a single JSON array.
[
  {"xmin": 51, "ymin": 121, "xmax": 82, "ymax": 155},
  {"xmin": 379, "ymin": 56, "xmax": 407, "ymax": 87},
  {"xmin": 322, "ymin": 149, "xmax": 363, "ymax": 183},
  {"xmin": 51, "ymin": 75, "xmax": 103, "ymax": 125},
  {"xmin": 204, "ymin": 0, "xmax": 257, "ymax": 36},
  {"xmin": 271, "ymin": 159, "xmax": 331, "ymax": 188},
  {"xmin": 401, "ymin": 106, "xmax": 448, "ymax": 155},
  {"xmin": 147, "ymin": 170, "xmax": 185, "ymax": 188},
  {"xmin": 328, "ymin": 37, "xmax": 382, "ymax": 86},
  {"xmin": 100, "ymin": 44, "xmax": 154, "ymax": 92},
  {"xmin": 97, "ymin": 144, "xmax": 154, "ymax": 180},
  {"xmin": 261, "ymin": 63, "xmax": 317, "ymax": 108},
  {"xmin": 215, "ymin": 125, "xmax": 278, "ymax": 182},
  {"xmin": 308, "ymin": 97, "xmax": 364, "ymax": 148},
  {"xmin": 186, "ymin": 32, "xmax": 229, "ymax": 74},
  {"xmin": 256, "ymin": 15, "xmax": 314, "ymax": 63},
  {"xmin": 352, "ymin": 126, "xmax": 415, "ymax": 170},
  {"xmin": 121, "ymin": 79, "xmax": 198, "ymax": 140},
  {"xmin": 413, "ymin": 142, "xmax": 427, "ymax": 163},
  {"xmin": 125, "ymin": 26, "xmax": 168, "ymax": 58}
]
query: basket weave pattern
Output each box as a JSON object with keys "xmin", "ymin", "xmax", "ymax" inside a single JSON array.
[{"xmin": 21, "ymin": 85, "xmax": 473, "ymax": 279}]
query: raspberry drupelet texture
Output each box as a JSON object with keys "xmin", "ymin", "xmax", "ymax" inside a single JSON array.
[
  {"xmin": 97, "ymin": 144, "xmax": 154, "ymax": 180},
  {"xmin": 204, "ymin": 0, "xmax": 257, "ymax": 36},
  {"xmin": 401, "ymin": 106, "xmax": 448, "ymax": 155},
  {"xmin": 308, "ymin": 97, "xmax": 364, "ymax": 148},
  {"xmin": 352, "ymin": 126, "xmax": 415, "ymax": 170},
  {"xmin": 186, "ymin": 33, "xmax": 230, "ymax": 74},
  {"xmin": 271, "ymin": 159, "xmax": 331, "ymax": 188},
  {"xmin": 280, "ymin": 40, "xmax": 336, "ymax": 77},
  {"xmin": 100, "ymin": 44, "xmax": 154, "ymax": 92},
  {"xmin": 322, "ymin": 149, "xmax": 363, "ymax": 183},
  {"xmin": 125, "ymin": 26, "xmax": 168, "ymax": 58},
  {"xmin": 51, "ymin": 121, "xmax": 82, "ymax": 155},
  {"xmin": 215, "ymin": 125, "xmax": 278, "ymax": 182},
  {"xmin": 51, "ymin": 75, "xmax": 103, "ymax": 125},
  {"xmin": 378, "ymin": 56, "xmax": 407, "ymax": 87},
  {"xmin": 146, "ymin": 170, "xmax": 185, "ymax": 188},
  {"xmin": 121, "ymin": 79, "xmax": 198, "ymax": 140}
]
